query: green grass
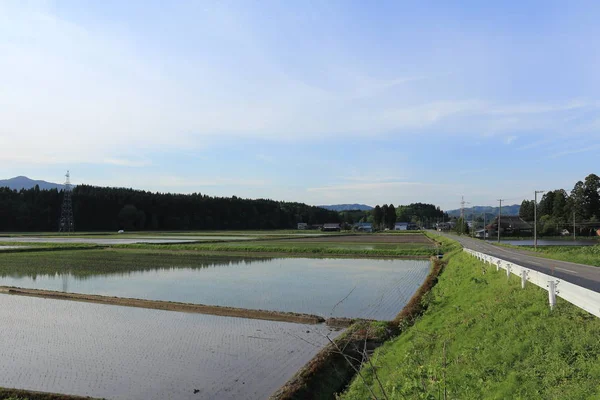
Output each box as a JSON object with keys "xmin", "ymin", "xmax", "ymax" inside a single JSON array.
[
  {"xmin": 0, "ymin": 248, "xmax": 269, "ymax": 278},
  {"xmin": 423, "ymin": 231, "xmax": 462, "ymax": 254},
  {"xmin": 496, "ymin": 243, "xmax": 600, "ymax": 267},
  {"xmin": 530, "ymin": 245, "xmax": 600, "ymax": 267},
  {"xmin": 115, "ymin": 241, "xmax": 438, "ymax": 257},
  {"xmin": 340, "ymin": 250, "xmax": 600, "ymax": 399}
]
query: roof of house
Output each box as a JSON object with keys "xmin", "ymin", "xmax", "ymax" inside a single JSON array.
[
  {"xmin": 323, "ymin": 223, "xmax": 341, "ymax": 228},
  {"xmin": 487, "ymin": 216, "xmax": 532, "ymax": 230}
]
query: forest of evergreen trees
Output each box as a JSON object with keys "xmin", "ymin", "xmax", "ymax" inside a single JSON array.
[
  {"xmin": 519, "ymin": 173, "xmax": 600, "ymax": 235},
  {"xmin": 0, "ymin": 184, "xmax": 340, "ymax": 232}
]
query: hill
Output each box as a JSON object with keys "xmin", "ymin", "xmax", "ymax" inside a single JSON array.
[
  {"xmin": 319, "ymin": 204, "xmax": 373, "ymax": 211},
  {"xmin": 0, "ymin": 176, "xmax": 65, "ymax": 191},
  {"xmin": 445, "ymin": 204, "xmax": 520, "ymax": 217}
]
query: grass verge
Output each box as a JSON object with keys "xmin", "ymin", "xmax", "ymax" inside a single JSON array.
[
  {"xmin": 496, "ymin": 242, "xmax": 600, "ymax": 267},
  {"xmin": 339, "ymin": 250, "xmax": 600, "ymax": 399}
]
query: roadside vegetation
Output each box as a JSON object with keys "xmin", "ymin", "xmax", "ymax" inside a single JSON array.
[
  {"xmin": 527, "ymin": 244, "xmax": 600, "ymax": 267},
  {"xmin": 340, "ymin": 250, "xmax": 600, "ymax": 399},
  {"xmin": 496, "ymin": 242, "xmax": 600, "ymax": 268}
]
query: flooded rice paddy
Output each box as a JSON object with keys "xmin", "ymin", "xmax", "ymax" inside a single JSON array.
[
  {"xmin": 1, "ymin": 257, "xmax": 430, "ymax": 320},
  {"xmin": 0, "ymin": 236, "xmax": 251, "ymax": 245},
  {"xmin": 0, "ymin": 294, "xmax": 338, "ymax": 400}
]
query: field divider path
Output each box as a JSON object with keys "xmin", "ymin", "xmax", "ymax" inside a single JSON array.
[{"xmin": 0, "ymin": 286, "xmax": 325, "ymax": 325}]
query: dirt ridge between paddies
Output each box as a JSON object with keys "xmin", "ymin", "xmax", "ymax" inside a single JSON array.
[
  {"xmin": 270, "ymin": 256, "xmax": 447, "ymax": 400},
  {"xmin": 0, "ymin": 286, "xmax": 325, "ymax": 325},
  {"xmin": 0, "ymin": 387, "xmax": 100, "ymax": 400}
]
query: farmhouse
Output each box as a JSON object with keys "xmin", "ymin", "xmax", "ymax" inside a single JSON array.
[
  {"xmin": 354, "ymin": 222, "xmax": 373, "ymax": 232},
  {"xmin": 395, "ymin": 222, "xmax": 408, "ymax": 231},
  {"xmin": 322, "ymin": 223, "xmax": 341, "ymax": 232},
  {"xmin": 487, "ymin": 216, "xmax": 532, "ymax": 235},
  {"xmin": 395, "ymin": 222, "xmax": 419, "ymax": 231}
]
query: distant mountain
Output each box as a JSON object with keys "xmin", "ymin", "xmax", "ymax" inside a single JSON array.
[
  {"xmin": 445, "ymin": 204, "xmax": 520, "ymax": 217},
  {"xmin": 319, "ymin": 204, "xmax": 374, "ymax": 212},
  {"xmin": 0, "ymin": 176, "xmax": 65, "ymax": 191}
]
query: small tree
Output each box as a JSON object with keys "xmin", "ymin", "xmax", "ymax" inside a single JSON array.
[
  {"xmin": 387, "ymin": 204, "xmax": 397, "ymax": 229},
  {"xmin": 372, "ymin": 205, "xmax": 383, "ymax": 231},
  {"xmin": 454, "ymin": 217, "xmax": 469, "ymax": 235}
]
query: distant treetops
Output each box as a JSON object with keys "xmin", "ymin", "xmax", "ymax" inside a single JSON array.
[{"xmin": 519, "ymin": 173, "xmax": 600, "ymax": 235}]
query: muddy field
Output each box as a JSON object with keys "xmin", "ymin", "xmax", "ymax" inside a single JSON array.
[{"xmin": 0, "ymin": 294, "xmax": 340, "ymax": 400}]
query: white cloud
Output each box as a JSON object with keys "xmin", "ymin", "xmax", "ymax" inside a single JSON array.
[
  {"xmin": 103, "ymin": 158, "xmax": 152, "ymax": 167},
  {"xmin": 504, "ymin": 135, "xmax": 518, "ymax": 145},
  {"xmin": 1, "ymin": 2, "xmax": 599, "ymax": 170}
]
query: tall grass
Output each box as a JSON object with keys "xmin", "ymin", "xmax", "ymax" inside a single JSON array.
[
  {"xmin": 528, "ymin": 245, "xmax": 600, "ymax": 267},
  {"xmin": 340, "ymin": 251, "xmax": 600, "ymax": 399}
]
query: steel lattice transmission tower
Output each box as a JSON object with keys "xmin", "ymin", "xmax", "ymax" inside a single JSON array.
[{"xmin": 59, "ymin": 170, "xmax": 75, "ymax": 233}]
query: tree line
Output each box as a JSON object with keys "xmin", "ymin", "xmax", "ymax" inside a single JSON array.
[
  {"xmin": 0, "ymin": 184, "xmax": 340, "ymax": 232},
  {"xmin": 519, "ymin": 173, "xmax": 600, "ymax": 236},
  {"xmin": 338, "ymin": 202, "xmax": 446, "ymax": 230}
]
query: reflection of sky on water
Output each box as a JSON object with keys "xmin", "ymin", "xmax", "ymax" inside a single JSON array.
[
  {"xmin": 1, "ymin": 257, "xmax": 430, "ymax": 320},
  {"xmin": 0, "ymin": 294, "xmax": 337, "ymax": 400}
]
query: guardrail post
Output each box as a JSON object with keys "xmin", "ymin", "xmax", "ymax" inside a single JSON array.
[
  {"xmin": 548, "ymin": 281, "xmax": 557, "ymax": 310},
  {"xmin": 506, "ymin": 264, "xmax": 511, "ymax": 279},
  {"xmin": 496, "ymin": 261, "xmax": 500, "ymax": 272},
  {"xmin": 521, "ymin": 270, "xmax": 527, "ymax": 289}
]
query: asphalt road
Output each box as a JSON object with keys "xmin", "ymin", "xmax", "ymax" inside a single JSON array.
[{"xmin": 437, "ymin": 231, "xmax": 600, "ymax": 293}]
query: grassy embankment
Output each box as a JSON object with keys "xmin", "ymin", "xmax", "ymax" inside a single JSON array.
[
  {"xmin": 117, "ymin": 241, "xmax": 438, "ymax": 257},
  {"xmin": 496, "ymin": 242, "xmax": 600, "ymax": 268},
  {"xmin": 340, "ymin": 250, "xmax": 600, "ymax": 399},
  {"xmin": 0, "ymin": 242, "xmax": 100, "ymax": 254},
  {"xmin": 115, "ymin": 232, "xmax": 453, "ymax": 257},
  {"xmin": 0, "ymin": 387, "xmax": 99, "ymax": 400}
]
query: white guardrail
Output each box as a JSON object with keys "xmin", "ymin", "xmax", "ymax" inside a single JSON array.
[{"xmin": 463, "ymin": 248, "xmax": 600, "ymax": 318}]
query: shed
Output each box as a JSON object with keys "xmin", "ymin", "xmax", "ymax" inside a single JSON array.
[{"xmin": 322, "ymin": 223, "xmax": 341, "ymax": 232}]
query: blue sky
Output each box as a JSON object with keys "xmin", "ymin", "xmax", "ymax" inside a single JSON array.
[{"xmin": 1, "ymin": 0, "xmax": 599, "ymax": 210}]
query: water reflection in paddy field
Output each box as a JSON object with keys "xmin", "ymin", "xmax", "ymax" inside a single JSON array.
[
  {"xmin": 0, "ymin": 236, "xmax": 250, "ymax": 245},
  {"xmin": 1, "ymin": 257, "xmax": 430, "ymax": 320},
  {"xmin": 0, "ymin": 294, "xmax": 338, "ymax": 400}
]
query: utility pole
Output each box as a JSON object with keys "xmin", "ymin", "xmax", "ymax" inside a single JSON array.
[
  {"xmin": 497, "ymin": 199, "xmax": 504, "ymax": 243},
  {"xmin": 471, "ymin": 207, "xmax": 476, "ymax": 238},
  {"xmin": 534, "ymin": 190, "xmax": 545, "ymax": 249},
  {"xmin": 483, "ymin": 212, "xmax": 486, "ymax": 240},
  {"xmin": 573, "ymin": 211, "xmax": 576, "ymax": 241}
]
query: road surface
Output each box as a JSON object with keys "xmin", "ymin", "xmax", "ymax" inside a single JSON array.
[{"xmin": 437, "ymin": 232, "xmax": 600, "ymax": 293}]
